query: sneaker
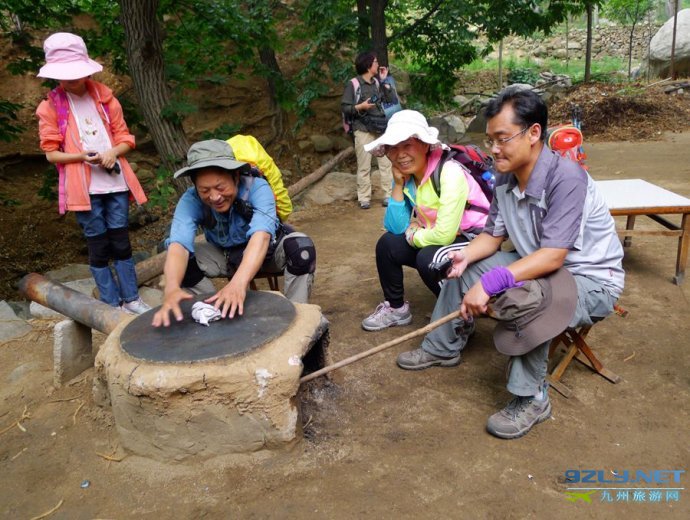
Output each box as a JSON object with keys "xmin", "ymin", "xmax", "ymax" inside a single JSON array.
[
  {"xmin": 396, "ymin": 347, "xmax": 461, "ymax": 370},
  {"xmin": 361, "ymin": 301, "xmax": 412, "ymax": 331},
  {"xmin": 360, "ymin": 201, "xmax": 371, "ymax": 210},
  {"xmin": 382, "ymin": 198, "xmax": 389, "ymax": 207},
  {"xmin": 486, "ymin": 393, "xmax": 551, "ymax": 440},
  {"xmin": 121, "ymin": 297, "xmax": 152, "ymax": 315}
]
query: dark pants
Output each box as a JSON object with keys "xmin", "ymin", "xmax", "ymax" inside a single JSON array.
[{"xmin": 375, "ymin": 232, "xmax": 469, "ymax": 308}]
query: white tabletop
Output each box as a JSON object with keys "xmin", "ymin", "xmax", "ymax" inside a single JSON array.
[{"xmin": 596, "ymin": 179, "xmax": 690, "ymax": 210}]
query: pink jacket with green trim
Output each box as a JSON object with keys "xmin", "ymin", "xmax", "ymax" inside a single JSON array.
[{"xmin": 35, "ymin": 79, "xmax": 147, "ymax": 213}]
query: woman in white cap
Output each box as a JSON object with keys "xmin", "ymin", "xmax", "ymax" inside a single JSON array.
[
  {"xmin": 35, "ymin": 32, "xmax": 150, "ymax": 314},
  {"xmin": 360, "ymin": 110, "xmax": 490, "ymax": 332}
]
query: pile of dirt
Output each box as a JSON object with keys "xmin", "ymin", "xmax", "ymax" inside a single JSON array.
[{"xmin": 550, "ymin": 81, "xmax": 690, "ymax": 141}]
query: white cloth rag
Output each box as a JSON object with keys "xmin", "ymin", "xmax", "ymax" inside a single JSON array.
[{"xmin": 191, "ymin": 301, "xmax": 222, "ymax": 326}]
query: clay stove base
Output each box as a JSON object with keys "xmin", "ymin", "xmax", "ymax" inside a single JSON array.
[{"xmin": 93, "ymin": 301, "xmax": 328, "ymax": 463}]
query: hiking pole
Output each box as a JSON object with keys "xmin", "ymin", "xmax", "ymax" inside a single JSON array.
[{"xmin": 300, "ymin": 310, "xmax": 461, "ymax": 384}]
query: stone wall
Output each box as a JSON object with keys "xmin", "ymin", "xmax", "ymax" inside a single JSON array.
[{"xmin": 490, "ymin": 22, "xmax": 662, "ymax": 63}]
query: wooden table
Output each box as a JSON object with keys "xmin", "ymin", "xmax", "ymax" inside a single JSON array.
[{"xmin": 597, "ymin": 179, "xmax": 690, "ymax": 285}]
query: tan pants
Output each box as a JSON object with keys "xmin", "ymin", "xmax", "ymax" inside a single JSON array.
[{"xmin": 354, "ymin": 129, "xmax": 393, "ymax": 204}]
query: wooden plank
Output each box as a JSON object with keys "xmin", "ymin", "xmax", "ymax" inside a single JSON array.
[{"xmin": 615, "ymin": 229, "xmax": 681, "ymax": 237}]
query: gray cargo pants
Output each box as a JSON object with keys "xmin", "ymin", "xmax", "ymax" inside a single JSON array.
[{"xmin": 420, "ymin": 251, "xmax": 617, "ymax": 396}]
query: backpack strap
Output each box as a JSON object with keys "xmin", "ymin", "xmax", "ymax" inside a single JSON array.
[
  {"xmin": 351, "ymin": 77, "xmax": 361, "ymax": 104},
  {"xmin": 431, "ymin": 149, "xmax": 489, "ymax": 215},
  {"xmin": 47, "ymin": 87, "xmax": 71, "ymax": 215}
]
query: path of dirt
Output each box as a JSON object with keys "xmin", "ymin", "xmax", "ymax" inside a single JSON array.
[{"xmin": 1, "ymin": 133, "xmax": 690, "ymax": 519}]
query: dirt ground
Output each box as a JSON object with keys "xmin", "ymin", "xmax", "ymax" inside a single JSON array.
[{"xmin": 1, "ymin": 132, "xmax": 689, "ymax": 519}]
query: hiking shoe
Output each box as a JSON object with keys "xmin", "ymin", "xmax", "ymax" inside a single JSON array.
[
  {"xmin": 361, "ymin": 301, "xmax": 412, "ymax": 331},
  {"xmin": 122, "ymin": 297, "xmax": 152, "ymax": 315},
  {"xmin": 396, "ymin": 347, "xmax": 461, "ymax": 370},
  {"xmin": 486, "ymin": 394, "xmax": 551, "ymax": 440},
  {"xmin": 360, "ymin": 201, "xmax": 371, "ymax": 210}
]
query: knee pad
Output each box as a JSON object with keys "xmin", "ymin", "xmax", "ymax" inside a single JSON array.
[
  {"xmin": 283, "ymin": 235, "xmax": 316, "ymax": 276},
  {"xmin": 181, "ymin": 256, "xmax": 206, "ymax": 288},
  {"xmin": 86, "ymin": 233, "xmax": 111, "ymax": 268},
  {"xmin": 107, "ymin": 227, "xmax": 132, "ymax": 260}
]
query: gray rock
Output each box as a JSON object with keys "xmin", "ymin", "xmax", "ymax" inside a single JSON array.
[
  {"xmin": 8, "ymin": 361, "xmax": 42, "ymax": 384},
  {"xmin": 139, "ymin": 287, "xmax": 164, "ymax": 308},
  {"xmin": 0, "ymin": 300, "xmax": 33, "ymax": 343},
  {"xmin": 136, "ymin": 168, "xmax": 155, "ymax": 184},
  {"xmin": 445, "ymin": 115, "xmax": 467, "ymax": 141},
  {"xmin": 6, "ymin": 300, "xmax": 31, "ymax": 320},
  {"xmin": 332, "ymin": 136, "xmax": 353, "ymax": 151},
  {"xmin": 453, "ymin": 95, "xmax": 469, "ymax": 106},
  {"xmin": 466, "ymin": 108, "xmax": 488, "ymax": 134},
  {"xmin": 45, "ymin": 264, "xmax": 92, "ymax": 283},
  {"xmin": 297, "ymin": 140, "xmax": 312, "ymax": 151},
  {"xmin": 645, "ymin": 9, "xmax": 690, "ymax": 78},
  {"xmin": 304, "ymin": 171, "xmax": 357, "ymax": 205},
  {"xmin": 310, "ymin": 135, "xmax": 334, "ymax": 153}
]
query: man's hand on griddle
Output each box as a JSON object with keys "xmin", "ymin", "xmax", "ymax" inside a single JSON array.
[
  {"xmin": 205, "ymin": 279, "xmax": 246, "ymax": 319},
  {"xmin": 151, "ymin": 287, "xmax": 193, "ymax": 327}
]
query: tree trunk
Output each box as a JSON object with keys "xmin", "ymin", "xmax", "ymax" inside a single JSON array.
[
  {"xmin": 628, "ymin": 23, "xmax": 635, "ymax": 79},
  {"xmin": 584, "ymin": 4, "xmax": 593, "ymax": 83},
  {"xmin": 369, "ymin": 0, "xmax": 388, "ymax": 66},
  {"xmin": 119, "ymin": 0, "xmax": 190, "ymax": 195},
  {"xmin": 497, "ymin": 39, "xmax": 503, "ymax": 90},
  {"xmin": 356, "ymin": 0, "xmax": 370, "ymax": 50},
  {"xmin": 258, "ymin": 46, "xmax": 288, "ymax": 145},
  {"xmin": 670, "ymin": 0, "xmax": 679, "ymax": 79}
]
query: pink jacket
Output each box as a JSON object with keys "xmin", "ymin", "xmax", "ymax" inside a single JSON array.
[{"xmin": 36, "ymin": 80, "xmax": 147, "ymax": 212}]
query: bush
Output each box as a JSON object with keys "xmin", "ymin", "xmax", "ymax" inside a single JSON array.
[{"xmin": 507, "ymin": 67, "xmax": 539, "ymax": 85}]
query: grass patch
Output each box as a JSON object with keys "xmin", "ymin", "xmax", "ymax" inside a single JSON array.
[{"xmin": 462, "ymin": 54, "xmax": 627, "ymax": 84}]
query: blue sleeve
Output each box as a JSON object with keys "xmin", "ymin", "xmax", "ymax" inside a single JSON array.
[
  {"xmin": 167, "ymin": 188, "xmax": 204, "ymax": 253},
  {"xmin": 245, "ymin": 178, "xmax": 278, "ymax": 239},
  {"xmin": 383, "ymin": 198, "xmax": 412, "ymax": 234}
]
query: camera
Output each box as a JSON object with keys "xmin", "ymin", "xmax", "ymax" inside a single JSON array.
[
  {"xmin": 106, "ymin": 162, "xmax": 121, "ymax": 175},
  {"xmin": 428, "ymin": 257, "xmax": 453, "ymax": 283}
]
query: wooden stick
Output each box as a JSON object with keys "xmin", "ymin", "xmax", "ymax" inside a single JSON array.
[
  {"xmin": 72, "ymin": 401, "xmax": 84, "ymax": 425},
  {"xmin": 287, "ymin": 147, "xmax": 355, "ymax": 197},
  {"xmin": 0, "ymin": 405, "xmax": 30, "ymax": 435},
  {"xmin": 95, "ymin": 451, "xmax": 126, "ymax": 462},
  {"xmin": 29, "ymin": 499, "xmax": 64, "ymax": 520},
  {"xmin": 300, "ymin": 310, "xmax": 461, "ymax": 383},
  {"xmin": 48, "ymin": 396, "xmax": 81, "ymax": 403},
  {"xmin": 11, "ymin": 447, "xmax": 28, "ymax": 460}
]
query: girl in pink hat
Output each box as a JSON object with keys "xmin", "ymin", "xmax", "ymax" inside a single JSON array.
[{"xmin": 35, "ymin": 32, "xmax": 150, "ymax": 314}]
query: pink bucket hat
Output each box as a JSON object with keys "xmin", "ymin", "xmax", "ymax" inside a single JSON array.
[{"xmin": 37, "ymin": 32, "xmax": 103, "ymax": 80}]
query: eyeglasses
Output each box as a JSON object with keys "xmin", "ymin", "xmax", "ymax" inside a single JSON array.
[{"xmin": 484, "ymin": 127, "xmax": 529, "ymax": 150}]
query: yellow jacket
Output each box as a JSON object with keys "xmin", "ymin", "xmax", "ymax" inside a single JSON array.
[{"xmin": 226, "ymin": 134, "xmax": 292, "ymax": 221}]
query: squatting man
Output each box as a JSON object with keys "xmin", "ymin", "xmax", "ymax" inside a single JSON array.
[{"xmin": 152, "ymin": 139, "xmax": 316, "ymax": 327}]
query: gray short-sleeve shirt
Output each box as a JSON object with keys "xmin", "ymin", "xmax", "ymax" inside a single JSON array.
[{"xmin": 484, "ymin": 147, "xmax": 624, "ymax": 297}]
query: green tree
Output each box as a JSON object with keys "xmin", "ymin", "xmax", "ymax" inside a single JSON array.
[
  {"xmin": 604, "ymin": 0, "xmax": 654, "ymax": 78},
  {"xmin": 348, "ymin": 0, "xmax": 587, "ymax": 102}
]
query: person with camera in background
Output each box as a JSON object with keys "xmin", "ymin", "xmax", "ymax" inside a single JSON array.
[{"xmin": 341, "ymin": 51, "xmax": 396, "ymax": 209}]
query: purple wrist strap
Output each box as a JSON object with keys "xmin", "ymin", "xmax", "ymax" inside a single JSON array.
[{"xmin": 480, "ymin": 267, "xmax": 524, "ymax": 296}]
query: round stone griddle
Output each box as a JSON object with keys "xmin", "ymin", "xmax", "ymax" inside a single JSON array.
[{"xmin": 120, "ymin": 291, "xmax": 296, "ymax": 363}]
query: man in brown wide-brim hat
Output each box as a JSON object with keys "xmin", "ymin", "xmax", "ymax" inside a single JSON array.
[{"xmin": 397, "ymin": 87, "xmax": 625, "ymax": 440}]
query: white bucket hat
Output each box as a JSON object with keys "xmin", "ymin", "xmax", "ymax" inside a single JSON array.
[{"xmin": 364, "ymin": 109, "xmax": 443, "ymax": 157}]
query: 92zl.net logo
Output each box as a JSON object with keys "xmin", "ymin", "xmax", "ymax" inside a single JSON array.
[{"xmin": 563, "ymin": 469, "xmax": 685, "ymax": 504}]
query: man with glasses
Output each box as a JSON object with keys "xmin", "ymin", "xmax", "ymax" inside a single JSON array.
[
  {"xmin": 341, "ymin": 51, "xmax": 394, "ymax": 209},
  {"xmin": 397, "ymin": 87, "xmax": 624, "ymax": 440}
]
